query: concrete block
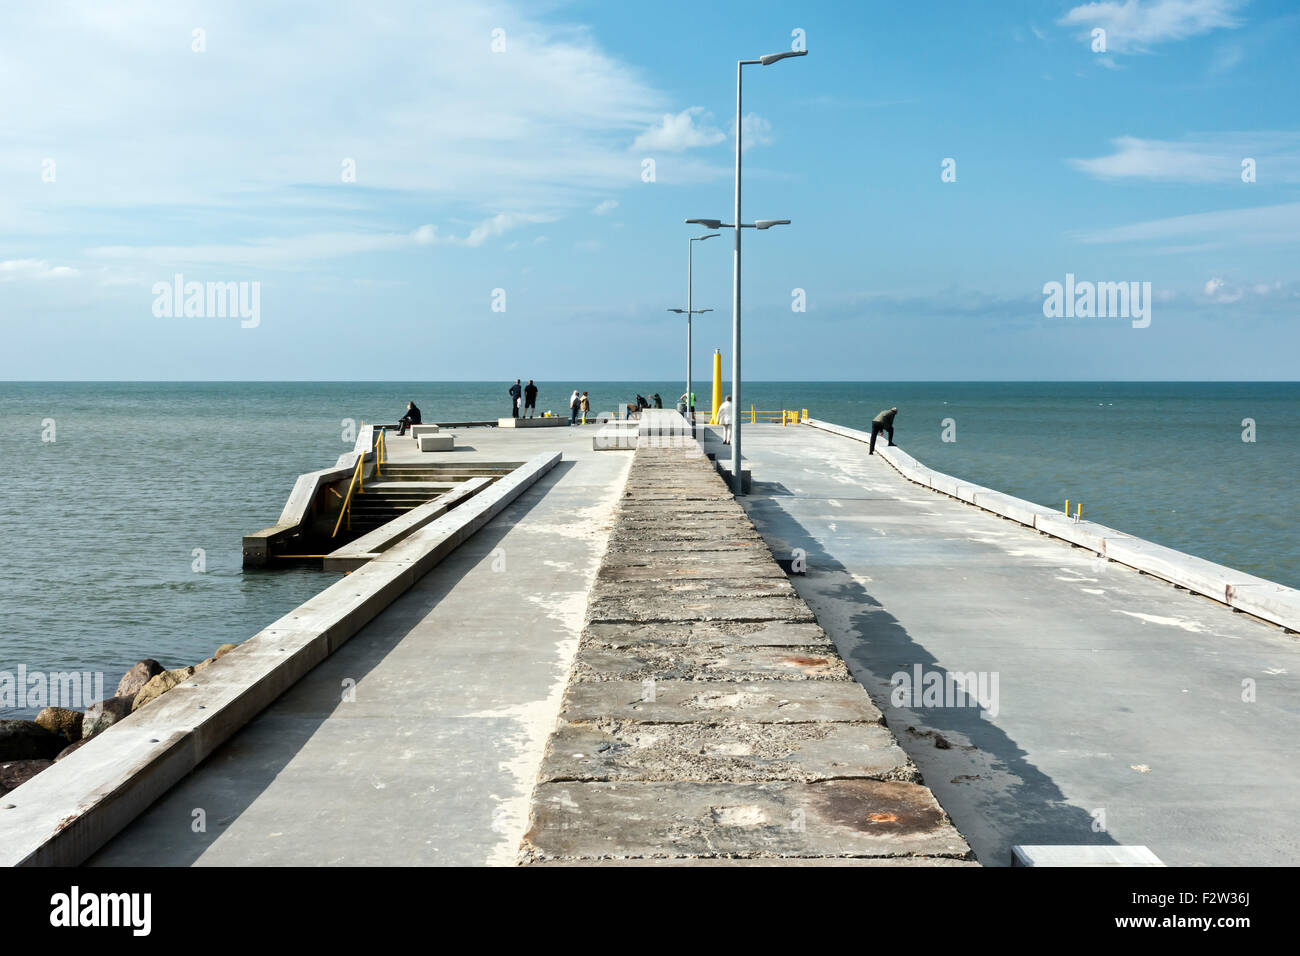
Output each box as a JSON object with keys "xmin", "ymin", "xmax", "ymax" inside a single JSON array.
[
  {"xmin": 973, "ymin": 489, "xmax": 1057, "ymax": 528},
  {"xmin": 1033, "ymin": 513, "xmax": 1126, "ymax": 554},
  {"xmin": 1104, "ymin": 537, "xmax": 1250, "ymax": 603},
  {"xmin": 559, "ymin": 680, "xmax": 883, "ymax": 724},
  {"xmin": 417, "ymin": 433, "xmax": 455, "ymax": 452},
  {"xmin": 582, "ymin": 621, "xmax": 833, "ymax": 649},
  {"xmin": 538, "ymin": 722, "xmax": 913, "ymax": 784},
  {"xmin": 524, "ymin": 780, "xmax": 970, "ymax": 861},
  {"xmin": 571, "ymin": 644, "xmax": 851, "ymax": 682},
  {"xmin": 1226, "ymin": 583, "xmax": 1300, "ymax": 631},
  {"xmin": 1011, "ymin": 845, "xmax": 1164, "ymax": 866},
  {"xmin": 409, "ymin": 424, "xmax": 440, "ymax": 437}
]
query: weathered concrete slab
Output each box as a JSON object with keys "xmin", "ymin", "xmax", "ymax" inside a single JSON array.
[
  {"xmin": 597, "ymin": 562, "xmax": 787, "ymax": 582},
  {"xmin": 523, "ymin": 780, "xmax": 969, "ymax": 861},
  {"xmin": 539, "ymin": 722, "xmax": 914, "ymax": 783},
  {"xmin": 571, "ymin": 644, "xmax": 851, "ymax": 682},
  {"xmin": 582, "ymin": 620, "xmax": 834, "ymax": 649},
  {"xmin": 585, "ymin": 594, "xmax": 816, "ymax": 624},
  {"xmin": 559, "ymin": 680, "xmax": 883, "ymax": 724}
]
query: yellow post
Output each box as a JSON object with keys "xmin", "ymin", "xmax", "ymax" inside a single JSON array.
[
  {"xmin": 1076, "ymin": 503, "xmax": 1083, "ymax": 521},
  {"xmin": 750, "ymin": 405, "xmax": 755, "ymax": 423},
  {"xmin": 710, "ymin": 349, "xmax": 722, "ymax": 425},
  {"xmin": 1065, "ymin": 499, "xmax": 1069, "ymax": 516},
  {"xmin": 802, "ymin": 408, "xmax": 808, "ymax": 422}
]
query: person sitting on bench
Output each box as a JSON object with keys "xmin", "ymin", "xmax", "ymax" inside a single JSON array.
[{"xmin": 397, "ymin": 400, "xmax": 422, "ymax": 436}]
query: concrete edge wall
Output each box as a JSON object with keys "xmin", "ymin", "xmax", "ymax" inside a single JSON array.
[
  {"xmin": 242, "ymin": 425, "xmax": 384, "ymax": 565},
  {"xmin": 322, "ymin": 475, "xmax": 495, "ymax": 570},
  {"xmin": 0, "ymin": 451, "xmax": 561, "ymax": 867},
  {"xmin": 803, "ymin": 418, "xmax": 1300, "ymax": 633}
]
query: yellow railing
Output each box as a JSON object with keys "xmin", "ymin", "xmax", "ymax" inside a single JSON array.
[
  {"xmin": 331, "ymin": 425, "xmax": 385, "ymax": 539},
  {"xmin": 743, "ymin": 407, "xmax": 810, "ymax": 424}
]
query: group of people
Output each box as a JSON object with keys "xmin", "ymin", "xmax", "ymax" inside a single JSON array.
[
  {"xmin": 567, "ymin": 389, "xmax": 591, "ymax": 424},
  {"xmin": 508, "ymin": 379, "xmax": 542, "ymax": 418}
]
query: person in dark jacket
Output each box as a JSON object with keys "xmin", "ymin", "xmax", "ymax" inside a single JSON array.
[
  {"xmin": 523, "ymin": 380, "xmax": 538, "ymax": 418},
  {"xmin": 651, "ymin": 393, "xmax": 662, "ymax": 409},
  {"xmin": 397, "ymin": 401, "xmax": 421, "ymax": 436},
  {"xmin": 869, "ymin": 407, "xmax": 897, "ymax": 454},
  {"xmin": 508, "ymin": 380, "xmax": 522, "ymax": 418}
]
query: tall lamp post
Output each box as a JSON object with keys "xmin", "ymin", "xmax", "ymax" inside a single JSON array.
[
  {"xmin": 693, "ymin": 47, "xmax": 806, "ymax": 495},
  {"xmin": 669, "ymin": 231, "xmax": 718, "ymax": 425}
]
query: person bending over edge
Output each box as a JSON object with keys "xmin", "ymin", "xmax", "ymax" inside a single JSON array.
[{"xmin": 869, "ymin": 406, "xmax": 897, "ymax": 454}]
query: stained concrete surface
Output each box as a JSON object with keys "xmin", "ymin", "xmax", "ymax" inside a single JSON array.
[{"xmin": 737, "ymin": 424, "xmax": 1300, "ymax": 866}]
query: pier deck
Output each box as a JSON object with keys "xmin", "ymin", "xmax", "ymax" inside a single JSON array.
[
  {"xmin": 90, "ymin": 424, "xmax": 630, "ymax": 866},
  {"xmin": 735, "ymin": 424, "xmax": 1300, "ymax": 866},
  {"xmin": 73, "ymin": 419, "xmax": 1300, "ymax": 866}
]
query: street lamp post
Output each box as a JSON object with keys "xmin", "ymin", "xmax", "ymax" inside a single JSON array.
[
  {"xmin": 668, "ymin": 232, "xmax": 719, "ymax": 426},
  {"xmin": 692, "ymin": 47, "xmax": 806, "ymax": 495}
]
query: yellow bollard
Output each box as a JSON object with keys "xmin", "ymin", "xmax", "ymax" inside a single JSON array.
[
  {"xmin": 1064, "ymin": 499, "xmax": 1069, "ymax": 516},
  {"xmin": 710, "ymin": 349, "xmax": 722, "ymax": 425},
  {"xmin": 1076, "ymin": 503, "xmax": 1083, "ymax": 522}
]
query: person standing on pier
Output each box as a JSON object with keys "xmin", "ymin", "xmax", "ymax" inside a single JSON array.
[
  {"xmin": 869, "ymin": 406, "xmax": 898, "ymax": 454},
  {"xmin": 509, "ymin": 380, "xmax": 522, "ymax": 418},
  {"xmin": 524, "ymin": 380, "xmax": 538, "ymax": 418},
  {"xmin": 569, "ymin": 389, "xmax": 580, "ymax": 424},
  {"xmin": 717, "ymin": 394, "xmax": 733, "ymax": 445},
  {"xmin": 397, "ymin": 400, "xmax": 421, "ymax": 436},
  {"xmin": 580, "ymin": 391, "xmax": 590, "ymax": 424}
]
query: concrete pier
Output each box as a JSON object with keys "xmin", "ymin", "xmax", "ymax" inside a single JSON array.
[
  {"xmin": 9, "ymin": 413, "xmax": 1296, "ymax": 867},
  {"xmin": 733, "ymin": 423, "xmax": 1300, "ymax": 866}
]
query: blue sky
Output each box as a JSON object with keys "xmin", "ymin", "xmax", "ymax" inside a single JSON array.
[{"xmin": 2, "ymin": 0, "xmax": 1298, "ymax": 380}]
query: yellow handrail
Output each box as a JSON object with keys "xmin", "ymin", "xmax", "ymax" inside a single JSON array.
[{"xmin": 331, "ymin": 454, "xmax": 365, "ymax": 538}]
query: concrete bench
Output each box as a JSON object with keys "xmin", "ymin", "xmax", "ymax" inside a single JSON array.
[
  {"xmin": 417, "ymin": 433, "xmax": 455, "ymax": 452},
  {"xmin": 498, "ymin": 417, "xmax": 569, "ymax": 428},
  {"xmin": 409, "ymin": 424, "xmax": 440, "ymax": 438}
]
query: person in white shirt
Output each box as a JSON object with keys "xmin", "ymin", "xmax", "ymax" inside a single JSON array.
[
  {"xmin": 568, "ymin": 389, "xmax": 580, "ymax": 424},
  {"xmin": 716, "ymin": 394, "xmax": 733, "ymax": 445}
]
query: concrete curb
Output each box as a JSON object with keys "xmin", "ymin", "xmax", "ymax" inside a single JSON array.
[
  {"xmin": 804, "ymin": 418, "xmax": 1300, "ymax": 633},
  {"xmin": 0, "ymin": 451, "xmax": 560, "ymax": 867}
]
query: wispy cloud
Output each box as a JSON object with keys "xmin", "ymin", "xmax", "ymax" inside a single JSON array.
[
  {"xmin": 1070, "ymin": 133, "xmax": 1300, "ymax": 183},
  {"xmin": 592, "ymin": 199, "xmax": 619, "ymax": 215},
  {"xmin": 0, "ymin": 259, "xmax": 79, "ymax": 281},
  {"xmin": 1073, "ymin": 201, "xmax": 1300, "ymax": 244},
  {"xmin": 1059, "ymin": 0, "xmax": 1244, "ymax": 54}
]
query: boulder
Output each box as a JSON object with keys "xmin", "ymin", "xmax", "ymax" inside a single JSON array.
[
  {"xmin": 81, "ymin": 695, "xmax": 135, "ymax": 739},
  {"xmin": 193, "ymin": 657, "xmax": 215, "ymax": 675},
  {"xmin": 131, "ymin": 666, "xmax": 196, "ymax": 712},
  {"xmin": 0, "ymin": 759, "xmax": 52, "ymax": 797},
  {"xmin": 0, "ymin": 720, "xmax": 64, "ymax": 761},
  {"xmin": 214, "ymin": 643, "xmax": 238, "ymax": 660},
  {"xmin": 115, "ymin": 659, "xmax": 166, "ymax": 698},
  {"xmin": 35, "ymin": 706, "xmax": 84, "ymax": 743},
  {"xmin": 55, "ymin": 737, "xmax": 92, "ymax": 761}
]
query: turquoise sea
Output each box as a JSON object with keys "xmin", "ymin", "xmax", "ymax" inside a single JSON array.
[{"xmin": 2, "ymin": 381, "xmax": 1296, "ymax": 717}]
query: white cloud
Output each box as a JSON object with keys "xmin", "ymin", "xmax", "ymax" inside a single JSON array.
[
  {"xmin": 736, "ymin": 113, "xmax": 774, "ymax": 152},
  {"xmin": 632, "ymin": 107, "xmax": 725, "ymax": 152},
  {"xmin": 1070, "ymin": 133, "xmax": 1300, "ymax": 183},
  {"xmin": 0, "ymin": 1, "xmax": 666, "ymax": 271},
  {"xmin": 1059, "ymin": 0, "xmax": 1244, "ymax": 54},
  {"xmin": 0, "ymin": 259, "xmax": 79, "ymax": 281},
  {"xmin": 1074, "ymin": 202, "xmax": 1300, "ymax": 245},
  {"xmin": 592, "ymin": 199, "xmax": 619, "ymax": 215}
]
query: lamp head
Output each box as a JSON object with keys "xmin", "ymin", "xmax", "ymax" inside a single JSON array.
[
  {"xmin": 686, "ymin": 218, "xmax": 724, "ymax": 230},
  {"xmin": 754, "ymin": 219, "xmax": 792, "ymax": 230},
  {"xmin": 759, "ymin": 50, "xmax": 808, "ymax": 66}
]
